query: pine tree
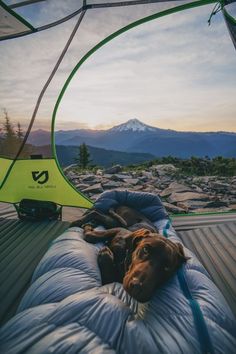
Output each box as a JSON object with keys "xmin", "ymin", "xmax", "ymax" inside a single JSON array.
[
  {"xmin": 75, "ymin": 143, "xmax": 91, "ymax": 169},
  {"xmin": 3, "ymin": 109, "xmax": 15, "ymax": 139},
  {"xmin": 1, "ymin": 109, "xmax": 18, "ymax": 157},
  {"xmin": 15, "ymin": 121, "xmax": 32, "ymax": 158},
  {"xmin": 1, "ymin": 110, "xmax": 33, "ymax": 158},
  {"xmin": 16, "ymin": 122, "xmax": 24, "ymax": 141}
]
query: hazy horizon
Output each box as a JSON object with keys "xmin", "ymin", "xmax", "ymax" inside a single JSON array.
[{"xmin": 26, "ymin": 117, "xmax": 236, "ymax": 134}]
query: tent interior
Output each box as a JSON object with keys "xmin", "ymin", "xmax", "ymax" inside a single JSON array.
[{"xmin": 0, "ymin": 0, "xmax": 235, "ymax": 336}]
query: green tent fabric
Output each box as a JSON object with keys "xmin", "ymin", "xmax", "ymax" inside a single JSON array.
[{"xmin": 0, "ymin": 158, "xmax": 93, "ymax": 207}]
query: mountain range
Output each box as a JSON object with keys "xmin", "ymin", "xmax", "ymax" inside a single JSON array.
[
  {"xmin": 33, "ymin": 144, "xmax": 155, "ymax": 168},
  {"xmin": 28, "ymin": 119, "xmax": 236, "ymax": 158}
]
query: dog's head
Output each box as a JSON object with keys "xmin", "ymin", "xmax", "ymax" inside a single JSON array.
[{"xmin": 123, "ymin": 230, "xmax": 189, "ymax": 302}]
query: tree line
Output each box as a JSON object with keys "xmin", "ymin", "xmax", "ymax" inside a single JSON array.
[
  {"xmin": 0, "ymin": 110, "xmax": 91, "ymax": 166},
  {"xmin": 0, "ymin": 109, "xmax": 31, "ymax": 158},
  {"xmin": 74, "ymin": 147, "xmax": 236, "ymax": 176},
  {"xmin": 127, "ymin": 155, "xmax": 236, "ymax": 177}
]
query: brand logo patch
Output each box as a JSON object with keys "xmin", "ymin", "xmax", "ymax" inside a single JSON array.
[{"xmin": 32, "ymin": 171, "xmax": 49, "ymax": 185}]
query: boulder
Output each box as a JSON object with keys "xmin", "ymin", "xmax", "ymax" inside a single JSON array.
[
  {"xmin": 151, "ymin": 164, "xmax": 178, "ymax": 176},
  {"xmin": 176, "ymin": 200, "xmax": 227, "ymax": 211},
  {"xmin": 138, "ymin": 176, "xmax": 149, "ymax": 183},
  {"xmin": 142, "ymin": 171, "xmax": 153, "ymax": 179},
  {"xmin": 228, "ymin": 204, "xmax": 236, "ymax": 210},
  {"xmin": 102, "ymin": 181, "xmax": 122, "ymax": 190},
  {"xmin": 81, "ymin": 174, "xmax": 98, "ymax": 182},
  {"xmin": 160, "ymin": 182, "xmax": 193, "ymax": 197},
  {"xmin": 123, "ymin": 178, "xmax": 141, "ymax": 186},
  {"xmin": 67, "ymin": 173, "xmax": 81, "ymax": 181},
  {"xmin": 209, "ymin": 181, "xmax": 230, "ymax": 192},
  {"xmin": 132, "ymin": 185, "xmax": 145, "ymax": 191},
  {"xmin": 190, "ymin": 184, "xmax": 203, "ymax": 193},
  {"xmin": 75, "ymin": 183, "xmax": 90, "ymax": 190},
  {"xmin": 90, "ymin": 193, "xmax": 103, "ymax": 201},
  {"xmin": 63, "ymin": 164, "xmax": 77, "ymax": 172},
  {"xmin": 168, "ymin": 192, "xmax": 211, "ymax": 204},
  {"xmin": 193, "ymin": 207, "xmax": 231, "ymax": 213},
  {"xmin": 96, "ymin": 169, "xmax": 104, "ymax": 175},
  {"xmin": 229, "ymin": 189, "xmax": 236, "ymax": 196},
  {"xmin": 103, "ymin": 174, "xmax": 113, "ymax": 179},
  {"xmin": 82, "ymin": 183, "xmax": 104, "ymax": 194},
  {"xmin": 142, "ymin": 185, "xmax": 157, "ymax": 193},
  {"xmin": 205, "ymin": 200, "xmax": 229, "ymax": 208},
  {"xmin": 192, "ymin": 176, "xmax": 216, "ymax": 184},
  {"xmin": 229, "ymin": 198, "xmax": 236, "ymax": 204},
  {"xmin": 104, "ymin": 165, "xmax": 122, "ymax": 174},
  {"xmin": 111, "ymin": 174, "xmax": 133, "ymax": 181},
  {"xmin": 162, "ymin": 202, "xmax": 186, "ymax": 214}
]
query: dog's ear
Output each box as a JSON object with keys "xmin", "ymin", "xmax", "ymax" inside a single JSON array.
[
  {"xmin": 126, "ymin": 228, "xmax": 151, "ymax": 251},
  {"xmin": 163, "ymin": 242, "xmax": 190, "ymax": 273},
  {"xmin": 176, "ymin": 242, "xmax": 190, "ymax": 263}
]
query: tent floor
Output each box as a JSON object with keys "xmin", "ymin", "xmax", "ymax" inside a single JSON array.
[
  {"xmin": 177, "ymin": 222, "xmax": 236, "ymax": 317},
  {"xmin": 0, "ymin": 217, "xmax": 70, "ymax": 326},
  {"xmin": 0, "ymin": 203, "xmax": 235, "ymax": 326}
]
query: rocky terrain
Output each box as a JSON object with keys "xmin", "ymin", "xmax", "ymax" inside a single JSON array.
[{"xmin": 64, "ymin": 164, "xmax": 236, "ymax": 214}]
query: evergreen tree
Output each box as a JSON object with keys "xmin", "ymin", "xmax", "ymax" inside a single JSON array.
[
  {"xmin": 3, "ymin": 109, "xmax": 15, "ymax": 140},
  {"xmin": 15, "ymin": 121, "xmax": 33, "ymax": 158},
  {"xmin": 1, "ymin": 110, "xmax": 33, "ymax": 158},
  {"xmin": 16, "ymin": 122, "xmax": 24, "ymax": 141},
  {"xmin": 1, "ymin": 109, "xmax": 18, "ymax": 157},
  {"xmin": 75, "ymin": 143, "xmax": 91, "ymax": 169}
]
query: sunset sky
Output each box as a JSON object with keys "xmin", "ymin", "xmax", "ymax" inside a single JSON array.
[{"xmin": 0, "ymin": 1, "xmax": 236, "ymax": 132}]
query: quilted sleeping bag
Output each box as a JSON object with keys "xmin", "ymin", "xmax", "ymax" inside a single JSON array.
[{"xmin": 0, "ymin": 190, "xmax": 235, "ymax": 354}]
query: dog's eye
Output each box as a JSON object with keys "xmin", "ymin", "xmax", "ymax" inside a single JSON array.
[{"xmin": 138, "ymin": 246, "xmax": 149, "ymax": 258}]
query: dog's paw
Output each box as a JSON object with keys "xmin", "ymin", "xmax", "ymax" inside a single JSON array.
[
  {"xmin": 98, "ymin": 246, "xmax": 114, "ymax": 266},
  {"xmin": 98, "ymin": 247, "xmax": 116, "ymax": 284}
]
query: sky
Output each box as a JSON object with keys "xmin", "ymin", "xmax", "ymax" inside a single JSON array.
[{"xmin": 0, "ymin": 0, "xmax": 236, "ymax": 132}]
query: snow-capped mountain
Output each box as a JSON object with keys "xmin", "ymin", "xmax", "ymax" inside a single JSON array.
[
  {"xmin": 109, "ymin": 118, "xmax": 157, "ymax": 132},
  {"xmin": 28, "ymin": 118, "xmax": 236, "ymax": 158}
]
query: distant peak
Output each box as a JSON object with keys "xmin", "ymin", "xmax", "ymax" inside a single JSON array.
[{"xmin": 109, "ymin": 118, "xmax": 157, "ymax": 132}]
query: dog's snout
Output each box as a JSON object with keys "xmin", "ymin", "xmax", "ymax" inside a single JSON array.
[{"xmin": 130, "ymin": 277, "xmax": 142, "ymax": 290}]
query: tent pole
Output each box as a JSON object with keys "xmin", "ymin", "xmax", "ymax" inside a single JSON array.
[{"xmin": 9, "ymin": 0, "xmax": 46, "ymax": 10}]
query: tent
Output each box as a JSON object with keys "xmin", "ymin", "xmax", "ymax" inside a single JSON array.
[{"xmin": 0, "ymin": 0, "xmax": 235, "ymax": 210}]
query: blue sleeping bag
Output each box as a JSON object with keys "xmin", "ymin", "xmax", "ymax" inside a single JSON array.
[{"xmin": 0, "ymin": 191, "xmax": 235, "ymax": 354}]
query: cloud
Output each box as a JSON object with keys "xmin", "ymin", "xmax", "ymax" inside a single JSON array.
[{"xmin": 0, "ymin": 1, "xmax": 235, "ymax": 133}]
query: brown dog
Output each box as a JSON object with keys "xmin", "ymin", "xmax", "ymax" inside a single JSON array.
[{"xmin": 84, "ymin": 226, "xmax": 189, "ymax": 303}]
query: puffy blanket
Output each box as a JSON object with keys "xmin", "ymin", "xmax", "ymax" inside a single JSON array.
[{"xmin": 0, "ymin": 191, "xmax": 235, "ymax": 354}]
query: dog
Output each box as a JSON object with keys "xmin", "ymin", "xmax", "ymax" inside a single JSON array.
[{"xmin": 83, "ymin": 212, "xmax": 189, "ymax": 303}]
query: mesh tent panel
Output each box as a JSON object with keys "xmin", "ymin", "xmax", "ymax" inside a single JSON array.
[
  {"xmin": 1, "ymin": 0, "xmax": 194, "ymax": 160},
  {"xmin": 2, "ymin": 0, "xmax": 84, "ymax": 31},
  {"xmin": 0, "ymin": 4, "xmax": 33, "ymax": 38}
]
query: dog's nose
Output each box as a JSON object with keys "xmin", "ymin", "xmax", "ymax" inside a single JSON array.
[{"xmin": 130, "ymin": 277, "xmax": 142, "ymax": 290}]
